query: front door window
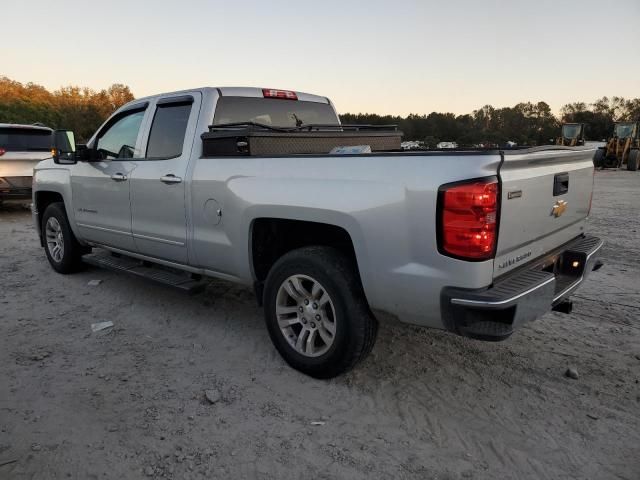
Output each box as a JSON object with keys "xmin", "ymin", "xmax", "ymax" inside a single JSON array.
[{"xmin": 96, "ymin": 109, "xmax": 145, "ymax": 159}]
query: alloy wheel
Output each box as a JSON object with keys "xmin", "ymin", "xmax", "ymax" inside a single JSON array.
[
  {"xmin": 275, "ymin": 274, "xmax": 337, "ymax": 357},
  {"xmin": 45, "ymin": 217, "xmax": 64, "ymax": 263}
]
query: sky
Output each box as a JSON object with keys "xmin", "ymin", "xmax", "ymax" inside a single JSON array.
[{"xmin": 3, "ymin": 0, "xmax": 639, "ymax": 116}]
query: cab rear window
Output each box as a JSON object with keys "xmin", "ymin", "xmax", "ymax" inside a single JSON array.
[
  {"xmin": 0, "ymin": 128, "xmax": 53, "ymax": 152},
  {"xmin": 213, "ymin": 97, "xmax": 339, "ymax": 128}
]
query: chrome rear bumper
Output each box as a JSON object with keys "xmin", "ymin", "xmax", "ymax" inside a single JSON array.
[{"xmin": 441, "ymin": 235, "xmax": 603, "ymax": 341}]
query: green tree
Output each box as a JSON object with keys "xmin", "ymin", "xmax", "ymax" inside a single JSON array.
[{"xmin": 0, "ymin": 76, "xmax": 135, "ymax": 141}]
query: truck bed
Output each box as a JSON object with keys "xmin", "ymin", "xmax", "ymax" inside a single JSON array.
[{"xmin": 190, "ymin": 143, "xmax": 596, "ymax": 326}]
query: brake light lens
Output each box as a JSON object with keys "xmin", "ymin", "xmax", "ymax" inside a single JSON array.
[
  {"xmin": 262, "ymin": 88, "xmax": 298, "ymax": 100},
  {"xmin": 439, "ymin": 179, "xmax": 499, "ymax": 260}
]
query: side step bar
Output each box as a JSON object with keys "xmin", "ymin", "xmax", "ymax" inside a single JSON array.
[{"xmin": 83, "ymin": 251, "xmax": 207, "ymax": 294}]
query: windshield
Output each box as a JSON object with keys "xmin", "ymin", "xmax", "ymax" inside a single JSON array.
[
  {"xmin": 213, "ymin": 97, "xmax": 339, "ymax": 128},
  {"xmin": 0, "ymin": 128, "xmax": 52, "ymax": 152},
  {"xmin": 561, "ymin": 124, "xmax": 582, "ymax": 139},
  {"xmin": 614, "ymin": 123, "xmax": 635, "ymax": 138}
]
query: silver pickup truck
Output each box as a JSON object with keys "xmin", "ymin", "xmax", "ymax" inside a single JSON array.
[{"xmin": 32, "ymin": 87, "xmax": 603, "ymax": 378}]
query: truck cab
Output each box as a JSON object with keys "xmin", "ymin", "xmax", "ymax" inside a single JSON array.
[{"xmin": 40, "ymin": 88, "xmax": 340, "ymax": 261}]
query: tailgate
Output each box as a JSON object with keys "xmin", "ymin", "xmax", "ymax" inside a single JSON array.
[{"xmin": 494, "ymin": 147, "xmax": 595, "ymax": 277}]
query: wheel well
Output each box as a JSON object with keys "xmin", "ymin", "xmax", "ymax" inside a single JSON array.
[
  {"xmin": 35, "ymin": 191, "xmax": 64, "ymax": 217},
  {"xmin": 35, "ymin": 191, "xmax": 64, "ymax": 245},
  {"xmin": 251, "ymin": 218, "xmax": 358, "ymax": 283}
]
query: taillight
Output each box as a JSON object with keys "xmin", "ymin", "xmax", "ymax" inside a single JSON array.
[
  {"xmin": 438, "ymin": 178, "xmax": 499, "ymax": 260},
  {"xmin": 0, "ymin": 148, "xmax": 5, "ymax": 156},
  {"xmin": 262, "ymin": 88, "xmax": 298, "ymax": 100}
]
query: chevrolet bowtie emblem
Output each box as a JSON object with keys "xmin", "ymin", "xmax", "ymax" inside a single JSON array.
[{"xmin": 552, "ymin": 200, "xmax": 568, "ymax": 217}]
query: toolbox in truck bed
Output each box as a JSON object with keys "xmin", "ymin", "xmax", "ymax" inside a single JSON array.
[{"xmin": 201, "ymin": 123, "xmax": 403, "ymax": 156}]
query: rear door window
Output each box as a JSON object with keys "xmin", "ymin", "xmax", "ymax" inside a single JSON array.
[
  {"xmin": 0, "ymin": 128, "xmax": 52, "ymax": 152},
  {"xmin": 146, "ymin": 101, "xmax": 193, "ymax": 159}
]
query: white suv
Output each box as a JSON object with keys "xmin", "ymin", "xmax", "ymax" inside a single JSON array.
[{"xmin": 0, "ymin": 123, "xmax": 53, "ymax": 202}]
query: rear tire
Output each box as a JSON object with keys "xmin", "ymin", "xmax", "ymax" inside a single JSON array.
[
  {"xmin": 263, "ymin": 246, "xmax": 377, "ymax": 378},
  {"xmin": 627, "ymin": 150, "xmax": 639, "ymax": 171},
  {"xmin": 42, "ymin": 202, "xmax": 85, "ymax": 274},
  {"xmin": 593, "ymin": 148, "xmax": 605, "ymax": 168}
]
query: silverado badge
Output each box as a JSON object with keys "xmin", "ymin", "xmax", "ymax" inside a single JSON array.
[{"xmin": 552, "ymin": 200, "xmax": 568, "ymax": 217}]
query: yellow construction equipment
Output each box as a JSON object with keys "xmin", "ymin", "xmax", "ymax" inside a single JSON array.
[
  {"xmin": 556, "ymin": 123, "xmax": 585, "ymax": 146},
  {"xmin": 593, "ymin": 121, "xmax": 640, "ymax": 170}
]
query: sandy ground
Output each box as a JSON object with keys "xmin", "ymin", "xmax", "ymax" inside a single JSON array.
[{"xmin": 0, "ymin": 170, "xmax": 638, "ymax": 480}]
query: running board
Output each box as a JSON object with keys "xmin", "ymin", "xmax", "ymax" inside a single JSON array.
[{"xmin": 83, "ymin": 251, "xmax": 207, "ymax": 294}]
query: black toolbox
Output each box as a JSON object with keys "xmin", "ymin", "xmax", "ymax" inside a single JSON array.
[{"xmin": 201, "ymin": 123, "xmax": 403, "ymax": 156}]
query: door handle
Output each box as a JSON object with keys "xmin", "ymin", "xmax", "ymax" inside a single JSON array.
[
  {"xmin": 110, "ymin": 173, "xmax": 127, "ymax": 182},
  {"xmin": 160, "ymin": 174, "xmax": 182, "ymax": 184}
]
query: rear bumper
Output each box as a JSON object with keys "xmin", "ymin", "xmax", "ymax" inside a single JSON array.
[{"xmin": 441, "ymin": 235, "xmax": 603, "ymax": 341}]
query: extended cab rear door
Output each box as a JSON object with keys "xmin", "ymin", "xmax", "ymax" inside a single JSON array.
[{"xmin": 129, "ymin": 92, "xmax": 202, "ymax": 264}]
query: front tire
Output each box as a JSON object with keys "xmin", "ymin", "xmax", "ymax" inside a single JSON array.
[
  {"xmin": 263, "ymin": 246, "xmax": 377, "ymax": 378},
  {"xmin": 627, "ymin": 150, "xmax": 639, "ymax": 171},
  {"xmin": 42, "ymin": 202, "xmax": 85, "ymax": 274}
]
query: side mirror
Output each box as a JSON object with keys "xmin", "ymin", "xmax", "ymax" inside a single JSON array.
[
  {"xmin": 53, "ymin": 130, "xmax": 77, "ymax": 164},
  {"xmin": 75, "ymin": 144, "xmax": 92, "ymax": 161}
]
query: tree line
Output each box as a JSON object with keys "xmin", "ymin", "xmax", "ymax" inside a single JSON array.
[
  {"xmin": 0, "ymin": 76, "xmax": 134, "ymax": 141},
  {"xmin": 1, "ymin": 76, "xmax": 638, "ymax": 146},
  {"xmin": 341, "ymin": 97, "xmax": 640, "ymax": 147}
]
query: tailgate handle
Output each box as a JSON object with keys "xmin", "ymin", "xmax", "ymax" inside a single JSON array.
[{"xmin": 553, "ymin": 172, "xmax": 569, "ymax": 196}]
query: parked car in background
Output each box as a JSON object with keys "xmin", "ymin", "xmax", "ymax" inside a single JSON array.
[
  {"xmin": 0, "ymin": 124, "xmax": 53, "ymax": 202},
  {"xmin": 401, "ymin": 140, "xmax": 426, "ymax": 150}
]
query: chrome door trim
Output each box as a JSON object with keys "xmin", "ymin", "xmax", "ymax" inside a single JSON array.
[
  {"xmin": 132, "ymin": 232, "xmax": 185, "ymax": 246},
  {"xmin": 77, "ymin": 223, "xmax": 131, "ymax": 237}
]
